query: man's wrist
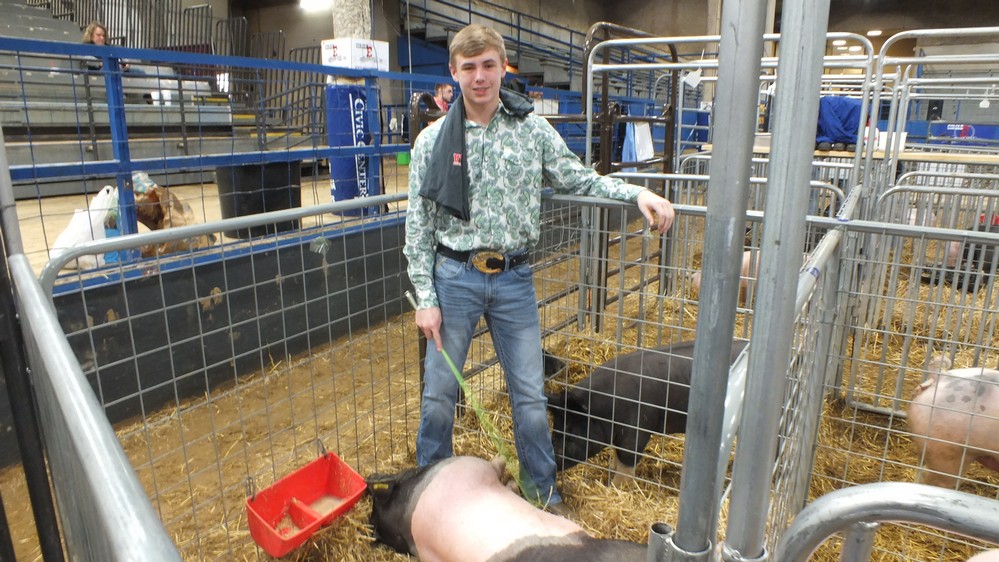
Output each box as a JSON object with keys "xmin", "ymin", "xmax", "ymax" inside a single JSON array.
[{"xmin": 416, "ymin": 292, "xmax": 439, "ymax": 309}]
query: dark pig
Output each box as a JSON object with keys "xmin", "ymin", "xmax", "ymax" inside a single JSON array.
[
  {"xmin": 907, "ymin": 354, "xmax": 999, "ymax": 488},
  {"xmin": 921, "ymin": 219, "xmax": 999, "ymax": 293},
  {"xmin": 366, "ymin": 455, "xmax": 645, "ymax": 562},
  {"xmin": 546, "ymin": 339, "xmax": 748, "ymax": 485}
]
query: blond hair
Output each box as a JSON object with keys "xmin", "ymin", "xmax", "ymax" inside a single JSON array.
[
  {"xmin": 449, "ymin": 24, "xmax": 506, "ymax": 66},
  {"xmin": 81, "ymin": 21, "xmax": 107, "ymax": 44}
]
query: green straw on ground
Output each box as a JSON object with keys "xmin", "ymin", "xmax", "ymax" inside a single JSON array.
[{"xmin": 404, "ymin": 291, "xmax": 527, "ymax": 497}]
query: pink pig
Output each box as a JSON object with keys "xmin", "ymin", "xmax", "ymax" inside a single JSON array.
[
  {"xmin": 907, "ymin": 355, "xmax": 999, "ymax": 488},
  {"xmin": 690, "ymin": 250, "xmax": 759, "ymax": 303}
]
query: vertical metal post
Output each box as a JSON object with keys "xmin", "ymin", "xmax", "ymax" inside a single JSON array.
[
  {"xmin": 590, "ymin": 35, "xmax": 615, "ymax": 333},
  {"xmin": 82, "ymin": 72, "xmax": 100, "ymax": 159},
  {"xmin": 104, "ymin": 58, "xmax": 140, "ymax": 246},
  {"xmin": 255, "ymin": 68, "xmax": 267, "ymax": 150},
  {"xmin": 365, "ymin": 77, "xmax": 383, "ymax": 214},
  {"xmin": 722, "ymin": 0, "xmax": 831, "ymax": 558},
  {"xmin": 0, "ymin": 486, "xmax": 16, "ymax": 562},
  {"xmin": 590, "ymin": 204, "xmax": 610, "ymax": 333},
  {"xmin": 847, "ymin": 46, "xmax": 874, "ymax": 188},
  {"xmin": 0, "ymin": 127, "xmax": 66, "ymax": 562},
  {"xmin": 176, "ymin": 77, "xmax": 190, "ymax": 154},
  {"xmin": 839, "ymin": 522, "xmax": 878, "ymax": 562},
  {"xmin": 665, "ymin": 0, "xmax": 770, "ymax": 559},
  {"xmin": 576, "ymin": 207, "xmax": 591, "ymax": 331}
]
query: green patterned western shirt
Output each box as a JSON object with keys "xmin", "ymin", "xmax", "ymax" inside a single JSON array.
[{"xmin": 404, "ymin": 100, "xmax": 647, "ymax": 309}]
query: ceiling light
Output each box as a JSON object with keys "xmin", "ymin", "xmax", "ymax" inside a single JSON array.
[
  {"xmin": 848, "ymin": 45, "xmax": 862, "ymax": 52},
  {"xmin": 300, "ymin": 0, "xmax": 332, "ymax": 11},
  {"xmin": 867, "ymin": 30, "xmax": 883, "ymax": 37},
  {"xmin": 832, "ymin": 39, "xmax": 847, "ymax": 46},
  {"xmin": 836, "ymin": 46, "xmax": 849, "ymax": 51}
]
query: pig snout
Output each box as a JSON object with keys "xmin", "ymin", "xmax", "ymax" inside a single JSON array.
[
  {"xmin": 546, "ymin": 390, "xmax": 603, "ymax": 473},
  {"xmin": 968, "ymin": 550, "xmax": 999, "ymax": 562},
  {"xmin": 907, "ymin": 357, "xmax": 999, "ymax": 489}
]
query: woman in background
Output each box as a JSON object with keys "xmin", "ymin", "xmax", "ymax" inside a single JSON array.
[
  {"xmin": 81, "ymin": 21, "xmax": 132, "ymax": 71},
  {"xmin": 81, "ymin": 21, "xmax": 109, "ymax": 46}
]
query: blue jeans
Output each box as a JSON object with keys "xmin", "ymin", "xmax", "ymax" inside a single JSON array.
[{"xmin": 416, "ymin": 253, "xmax": 561, "ymax": 505}]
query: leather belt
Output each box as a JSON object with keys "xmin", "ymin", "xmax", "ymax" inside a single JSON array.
[{"xmin": 436, "ymin": 244, "xmax": 529, "ymax": 274}]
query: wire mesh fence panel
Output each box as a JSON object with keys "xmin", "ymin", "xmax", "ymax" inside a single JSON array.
[
  {"xmin": 785, "ymin": 30, "xmax": 999, "ymax": 559},
  {"xmin": 804, "ymin": 214, "xmax": 999, "ymax": 560},
  {"xmin": 529, "ymin": 191, "xmax": 766, "ymax": 505},
  {"xmin": 768, "ymin": 253, "xmax": 839, "ymax": 551},
  {"xmin": 847, "ymin": 170, "xmax": 999, "ymax": 419},
  {"xmin": 7, "ymin": 254, "xmax": 182, "ymax": 561},
  {"xmin": 1, "ymin": 193, "xmax": 730, "ymax": 560},
  {"xmin": 28, "ymin": 200, "xmax": 423, "ymax": 560}
]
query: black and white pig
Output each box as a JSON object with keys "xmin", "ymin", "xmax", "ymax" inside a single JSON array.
[
  {"xmin": 907, "ymin": 354, "xmax": 999, "ymax": 489},
  {"xmin": 546, "ymin": 339, "xmax": 748, "ymax": 485},
  {"xmin": 366, "ymin": 455, "xmax": 645, "ymax": 562}
]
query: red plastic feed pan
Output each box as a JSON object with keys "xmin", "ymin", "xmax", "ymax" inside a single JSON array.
[{"xmin": 246, "ymin": 452, "xmax": 366, "ymax": 558}]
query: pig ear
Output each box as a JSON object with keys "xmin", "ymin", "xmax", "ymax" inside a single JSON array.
[{"xmin": 928, "ymin": 354, "xmax": 952, "ymax": 374}]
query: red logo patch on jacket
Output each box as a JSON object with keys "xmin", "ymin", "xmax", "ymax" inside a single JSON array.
[{"xmin": 452, "ymin": 153, "xmax": 462, "ymax": 166}]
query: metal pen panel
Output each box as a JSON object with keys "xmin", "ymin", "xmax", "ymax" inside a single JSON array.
[
  {"xmin": 9, "ymin": 254, "xmax": 181, "ymax": 562},
  {"xmin": 725, "ymin": 0, "xmax": 831, "ymax": 557},
  {"xmin": 773, "ymin": 483, "xmax": 999, "ymax": 562}
]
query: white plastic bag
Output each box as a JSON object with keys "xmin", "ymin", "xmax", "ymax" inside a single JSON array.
[
  {"xmin": 633, "ymin": 122, "xmax": 654, "ymax": 161},
  {"xmin": 50, "ymin": 185, "xmax": 117, "ymax": 269}
]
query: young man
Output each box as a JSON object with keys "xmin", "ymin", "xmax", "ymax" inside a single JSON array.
[
  {"xmin": 403, "ymin": 23, "xmax": 674, "ymax": 515},
  {"xmin": 432, "ymin": 83, "xmax": 453, "ymax": 112}
]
